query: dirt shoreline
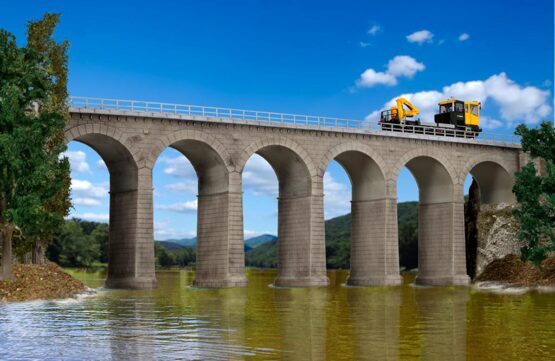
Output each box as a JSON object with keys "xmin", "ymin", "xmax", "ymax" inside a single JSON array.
[
  {"xmin": 475, "ymin": 254, "xmax": 555, "ymax": 287},
  {"xmin": 0, "ymin": 263, "xmax": 87, "ymax": 303}
]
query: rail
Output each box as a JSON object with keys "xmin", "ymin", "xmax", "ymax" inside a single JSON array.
[{"xmin": 68, "ymin": 96, "xmax": 521, "ymax": 145}]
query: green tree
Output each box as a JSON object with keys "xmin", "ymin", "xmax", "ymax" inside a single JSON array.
[
  {"xmin": 513, "ymin": 122, "xmax": 555, "ymax": 265},
  {"xmin": 47, "ymin": 220, "xmax": 100, "ymax": 267},
  {"xmin": 0, "ymin": 14, "xmax": 69, "ymax": 280}
]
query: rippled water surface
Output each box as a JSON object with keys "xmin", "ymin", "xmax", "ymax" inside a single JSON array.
[{"xmin": 1, "ymin": 269, "xmax": 555, "ymax": 360}]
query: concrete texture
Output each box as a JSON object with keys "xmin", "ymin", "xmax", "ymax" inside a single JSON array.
[{"xmin": 65, "ymin": 109, "xmax": 522, "ymax": 289}]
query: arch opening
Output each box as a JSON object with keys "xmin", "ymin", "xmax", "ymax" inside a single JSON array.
[
  {"xmin": 62, "ymin": 132, "xmax": 155, "ymax": 288},
  {"xmin": 241, "ymin": 143, "xmax": 326, "ymax": 286},
  {"xmin": 153, "ymin": 138, "xmax": 246, "ymax": 287},
  {"xmin": 397, "ymin": 155, "xmax": 468, "ymax": 286},
  {"xmin": 322, "ymin": 150, "xmax": 390, "ymax": 285}
]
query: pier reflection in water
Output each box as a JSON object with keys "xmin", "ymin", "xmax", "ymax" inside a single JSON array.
[{"xmin": 1, "ymin": 269, "xmax": 555, "ymax": 360}]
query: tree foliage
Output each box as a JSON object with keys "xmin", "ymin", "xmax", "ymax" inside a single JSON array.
[
  {"xmin": 513, "ymin": 122, "xmax": 555, "ymax": 265},
  {"xmin": 0, "ymin": 13, "xmax": 70, "ymax": 279}
]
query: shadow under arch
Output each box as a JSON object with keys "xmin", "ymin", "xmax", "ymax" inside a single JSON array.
[
  {"xmin": 240, "ymin": 140, "xmax": 328, "ymax": 287},
  {"xmin": 396, "ymin": 154, "xmax": 469, "ymax": 286},
  {"xmin": 467, "ymin": 160, "xmax": 515, "ymax": 205},
  {"xmin": 65, "ymin": 128, "xmax": 156, "ymax": 289},
  {"xmin": 323, "ymin": 149, "xmax": 401, "ymax": 286},
  {"xmin": 156, "ymin": 138, "xmax": 247, "ymax": 288}
]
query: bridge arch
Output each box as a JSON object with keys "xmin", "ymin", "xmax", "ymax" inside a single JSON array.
[
  {"xmin": 151, "ymin": 130, "xmax": 246, "ymax": 287},
  {"xmin": 64, "ymin": 125, "xmax": 156, "ymax": 289},
  {"xmin": 239, "ymin": 137, "xmax": 327, "ymax": 286},
  {"xmin": 393, "ymin": 149, "xmax": 468, "ymax": 286},
  {"xmin": 320, "ymin": 144, "xmax": 400, "ymax": 285},
  {"xmin": 461, "ymin": 155, "xmax": 515, "ymax": 204}
]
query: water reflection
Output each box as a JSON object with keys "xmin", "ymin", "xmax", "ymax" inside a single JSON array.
[
  {"xmin": 414, "ymin": 287, "xmax": 469, "ymax": 361},
  {"xmin": 275, "ymin": 287, "xmax": 328, "ymax": 360},
  {"xmin": 2, "ymin": 269, "xmax": 555, "ymax": 360},
  {"xmin": 346, "ymin": 287, "xmax": 402, "ymax": 361}
]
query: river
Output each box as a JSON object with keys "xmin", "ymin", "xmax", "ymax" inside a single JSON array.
[{"xmin": 1, "ymin": 269, "xmax": 554, "ymax": 360}]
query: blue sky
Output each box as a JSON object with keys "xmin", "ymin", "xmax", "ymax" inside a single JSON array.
[{"xmin": 1, "ymin": 0, "xmax": 553, "ymax": 239}]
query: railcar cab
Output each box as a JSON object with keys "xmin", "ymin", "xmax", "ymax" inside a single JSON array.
[{"xmin": 434, "ymin": 98, "xmax": 482, "ymax": 132}]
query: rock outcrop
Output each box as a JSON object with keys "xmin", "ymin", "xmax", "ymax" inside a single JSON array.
[{"xmin": 475, "ymin": 203, "xmax": 524, "ymax": 277}]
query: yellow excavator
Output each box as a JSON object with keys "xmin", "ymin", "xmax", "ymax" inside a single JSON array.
[
  {"xmin": 380, "ymin": 97, "xmax": 482, "ymax": 136},
  {"xmin": 379, "ymin": 97, "xmax": 420, "ymax": 126}
]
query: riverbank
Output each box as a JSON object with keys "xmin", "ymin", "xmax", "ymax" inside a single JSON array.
[
  {"xmin": 476, "ymin": 254, "xmax": 555, "ymax": 286},
  {"xmin": 0, "ymin": 263, "xmax": 87, "ymax": 303}
]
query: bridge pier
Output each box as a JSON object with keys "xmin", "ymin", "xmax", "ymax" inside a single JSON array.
[
  {"xmin": 274, "ymin": 192, "xmax": 329, "ymax": 287},
  {"xmin": 106, "ymin": 167, "xmax": 157, "ymax": 289},
  {"xmin": 194, "ymin": 187, "xmax": 248, "ymax": 288},
  {"xmin": 415, "ymin": 200, "xmax": 469, "ymax": 286},
  {"xmin": 347, "ymin": 197, "xmax": 402, "ymax": 286}
]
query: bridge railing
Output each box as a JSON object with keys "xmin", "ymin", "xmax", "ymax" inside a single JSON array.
[
  {"xmin": 69, "ymin": 96, "xmax": 364, "ymax": 130},
  {"xmin": 69, "ymin": 96, "xmax": 521, "ymax": 145}
]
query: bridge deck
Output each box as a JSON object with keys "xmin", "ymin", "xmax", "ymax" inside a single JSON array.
[{"xmin": 69, "ymin": 96, "xmax": 521, "ymax": 149}]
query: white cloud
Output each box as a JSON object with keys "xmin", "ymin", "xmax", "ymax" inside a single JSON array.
[
  {"xmin": 156, "ymin": 200, "xmax": 198, "ymax": 213},
  {"xmin": 368, "ymin": 25, "xmax": 380, "ymax": 35},
  {"xmin": 159, "ymin": 155, "xmax": 197, "ymax": 178},
  {"xmin": 64, "ymin": 150, "xmax": 91, "ymax": 174},
  {"xmin": 387, "ymin": 55, "xmax": 425, "ymax": 78},
  {"xmin": 71, "ymin": 179, "xmax": 108, "ymax": 207},
  {"xmin": 73, "ymin": 198, "xmax": 102, "ymax": 206},
  {"xmin": 96, "ymin": 159, "xmax": 107, "ymax": 170},
  {"xmin": 69, "ymin": 212, "xmax": 109, "ymax": 222},
  {"xmin": 458, "ymin": 33, "xmax": 470, "ymax": 41},
  {"xmin": 357, "ymin": 68, "xmax": 397, "ymax": 87},
  {"xmin": 165, "ymin": 181, "xmax": 197, "ymax": 193},
  {"xmin": 365, "ymin": 72, "xmax": 552, "ymax": 128},
  {"xmin": 323, "ymin": 171, "xmax": 351, "ymax": 219},
  {"xmin": 359, "ymin": 41, "xmax": 371, "ymax": 48},
  {"xmin": 154, "ymin": 220, "xmax": 195, "ymax": 240},
  {"xmin": 356, "ymin": 55, "xmax": 425, "ymax": 88},
  {"xmin": 406, "ymin": 30, "xmax": 434, "ymax": 44},
  {"xmin": 243, "ymin": 154, "xmax": 278, "ymax": 197},
  {"xmin": 244, "ymin": 229, "xmax": 267, "ymax": 239}
]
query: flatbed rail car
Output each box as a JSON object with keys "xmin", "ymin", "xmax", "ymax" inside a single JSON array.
[{"xmin": 380, "ymin": 97, "xmax": 483, "ymax": 138}]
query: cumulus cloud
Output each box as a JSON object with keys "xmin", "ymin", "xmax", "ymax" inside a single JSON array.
[
  {"xmin": 71, "ymin": 179, "xmax": 108, "ymax": 207},
  {"xmin": 64, "ymin": 150, "xmax": 91, "ymax": 174},
  {"xmin": 243, "ymin": 154, "xmax": 278, "ymax": 197},
  {"xmin": 323, "ymin": 171, "xmax": 351, "ymax": 219},
  {"xmin": 365, "ymin": 72, "xmax": 552, "ymax": 128},
  {"xmin": 406, "ymin": 30, "xmax": 434, "ymax": 44},
  {"xmin": 356, "ymin": 55, "xmax": 425, "ymax": 88},
  {"xmin": 156, "ymin": 200, "xmax": 198, "ymax": 213},
  {"xmin": 359, "ymin": 41, "xmax": 371, "ymax": 48},
  {"xmin": 368, "ymin": 25, "xmax": 380, "ymax": 35},
  {"xmin": 357, "ymin": 68, "xmax": 398, "ymax": 87},
  {"xmin": 458, "ymin": 33, "xmax": 470, "ymax": 41},
  {"xmin": 387, "ymin": 56, "xmax": 426, "ymax": 78}
]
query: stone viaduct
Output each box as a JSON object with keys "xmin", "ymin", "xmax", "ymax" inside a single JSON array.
[{"xmin": 66, "ymin": 97, "xmax": 523, "ymax": 289}]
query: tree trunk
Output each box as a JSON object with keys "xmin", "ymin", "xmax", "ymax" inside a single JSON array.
[
  {"xmin": 1, "ymin": 226, "xmax": 14, "ymax": 281},
  {"xmin": 32, "ymin": 240, "xmax": 45, "ymax": 265}
]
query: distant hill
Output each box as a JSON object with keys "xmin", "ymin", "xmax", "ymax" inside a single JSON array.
[
  {"xmin": 245, "ymin": 239, "xmax": 278, "ymax": 268},
  {"xmin": 245, "ymin": 234, "xmax": 277, "ymax": 248},
  {"xmin": 155, "ymin": 241, "xmax": 186, "ymax": 251},
  {"xmin": 243, "ymin": 201, "xmax": 419, "ymax": 270},
  {"xmin": 159, "ymin": 234, "xmax": 277, "ymax": 248},
  {"xmin": 166, "ymin": 237, "xmax": 197, "ymax": 247}
]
